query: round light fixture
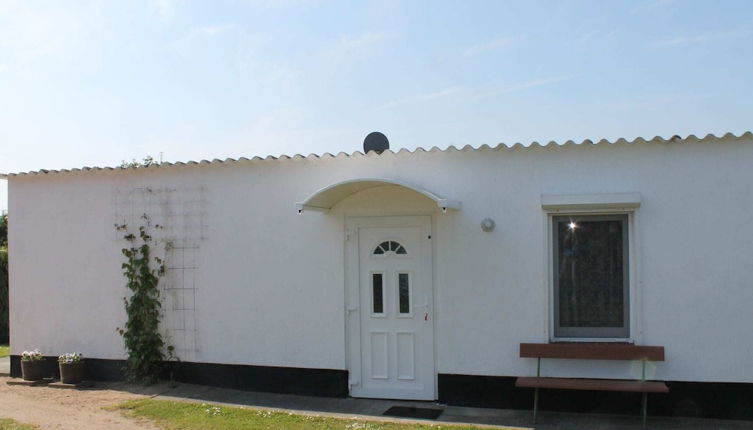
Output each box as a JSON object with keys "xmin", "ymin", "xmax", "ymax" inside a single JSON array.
[{"xmin": 481, "ymin": 218, "xmax": 495, "ymax": 232}]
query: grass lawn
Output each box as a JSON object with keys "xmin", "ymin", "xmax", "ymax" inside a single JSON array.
[
  {"xmin": 0, "ymin": 418, "xmax": 38, "ymax": 430},
  {"xmin": 113, "ymin": 399, "xmax": 508, "ymax": 430},
  {"xmin": 0, "ymin": 345, "xmax": 8, "ymax": 358}
]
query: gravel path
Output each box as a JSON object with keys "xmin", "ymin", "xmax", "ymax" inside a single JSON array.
[{"xmin": 0, "ymin": 376, "xmax": 161, "ymax": 430}]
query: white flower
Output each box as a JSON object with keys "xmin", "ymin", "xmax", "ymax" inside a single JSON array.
[
  {"xmin": 21, "ymin": 349, "xmax": 43, "ymax": 361},
  {"xmin": 58, "ymin": 352, "xmax": 83, "ymax": 364},
  {"xmin": 205, "ymin": 406, "xmax": 222, "ymax": 417}
]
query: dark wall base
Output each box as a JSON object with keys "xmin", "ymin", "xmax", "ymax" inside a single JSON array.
[
  {"xmin": 438, "ymin": 374, "xmax": 753, "ymax": 421},
  {"xmin": 169, "ymin": 361, "xmax": 348, "ymax": 397},
  {"xmin": 9, "ymin": 358, "xmax": 751, "ymax": 420},
  {"xmin": 9, "ymin": 355, "xmax": 347, "ymax": 398}
]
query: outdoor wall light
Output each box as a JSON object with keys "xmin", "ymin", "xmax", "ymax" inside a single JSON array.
[{"xmin": 481, "ymin": 218, "xmax": 495, "ymax": 232}]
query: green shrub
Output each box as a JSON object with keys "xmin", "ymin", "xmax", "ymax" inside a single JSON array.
[
  {"xmin": 116, "ymin": 217, "xmax": 169, "ymax": 383},
  {"xmin": 0, "ymin": 213, "xmax": 7, "ymax": 248},
  {"xmin": 0, "ymin": 247, "xmax": 8, "ymax": 343}
]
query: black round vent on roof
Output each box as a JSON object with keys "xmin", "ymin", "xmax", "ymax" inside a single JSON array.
[{"xmin": 363, "ymin": 132, "xmax": 389, "ymax": 154}]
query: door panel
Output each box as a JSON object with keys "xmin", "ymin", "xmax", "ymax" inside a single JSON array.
[
  {"xmin": 396, "ymin": 332, "xmax": 415, "ymax": 380},
  {"xmin": 370, "ymin": 331, "xmax": 389, "ymax": 379}
]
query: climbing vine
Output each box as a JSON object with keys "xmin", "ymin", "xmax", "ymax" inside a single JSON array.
[{"xmin": 116, "ymin": 214, "xmax": 173, "ymax": 383}]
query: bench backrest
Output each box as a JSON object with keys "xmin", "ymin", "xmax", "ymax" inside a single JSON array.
[{"xmin": 520, "ymin": 343, "xmax": 665, "ymax": 361}]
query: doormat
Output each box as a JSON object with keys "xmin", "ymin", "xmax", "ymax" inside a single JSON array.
[{"xmin": 383, "ymin": 405, "xmax": 444, "ymax": 420}]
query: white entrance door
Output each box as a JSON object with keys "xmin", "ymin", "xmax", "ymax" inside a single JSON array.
[{"xmin": 346, "ymin": 216, "xmax": 435, "ymax": 400}]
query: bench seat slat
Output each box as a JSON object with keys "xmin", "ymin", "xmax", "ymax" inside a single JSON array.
[
  {"xmin": 516, "ymin": 377, "xmax": 669, "ymax": 393},
  {"xmin": 520, "ymin": 343, "xmax": 665, "ymax": 361}
]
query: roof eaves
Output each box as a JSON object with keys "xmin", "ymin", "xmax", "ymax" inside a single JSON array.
[{"xmin": 4, "ymin": 131, "xmax": 752, "ymax": 178}]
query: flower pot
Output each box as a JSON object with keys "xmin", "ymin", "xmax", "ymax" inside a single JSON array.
[
  {"xmin": 21, "ymin": 360, "xmax": 47, "ymax": 381},
  {"xmin": 59, "ymin": 361, "xmax": 85, "ymax": 384}
]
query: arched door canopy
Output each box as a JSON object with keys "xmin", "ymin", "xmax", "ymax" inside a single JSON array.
[{"xmin": 296, "ymin": 178, "xmax": 461, "ymax": 214}]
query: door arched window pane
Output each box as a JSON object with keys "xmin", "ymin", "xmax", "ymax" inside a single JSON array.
[{"xmin": 373, "ymin": 241, "xmax": 407, "ymax": 255}]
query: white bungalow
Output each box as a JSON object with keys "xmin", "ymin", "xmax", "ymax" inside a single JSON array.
[{"xmin": 4, "ymin": 131, "xmax": 753, "ymax": 419}]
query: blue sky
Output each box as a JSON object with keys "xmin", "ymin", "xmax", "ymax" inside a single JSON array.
[{"xmin": 1, "ymin": 0, "xmax": 752, "ymax": 211}]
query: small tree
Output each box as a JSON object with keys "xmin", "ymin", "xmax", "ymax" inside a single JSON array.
[
  {"xmin": 0, "ymin": 212, "xmax": 7, "ymax": 248},
  {"xmin": 116, "ymin": 215, "xmax": 170, "ymax": 383},
  {"xmin": 120, "ymin": 156, "xmax": 155, "ymax": 169}
]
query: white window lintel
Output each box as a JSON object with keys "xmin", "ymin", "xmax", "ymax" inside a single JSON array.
[{"xmin": 541, "ymin": 192, "xmax": 641, "ymax": 212}]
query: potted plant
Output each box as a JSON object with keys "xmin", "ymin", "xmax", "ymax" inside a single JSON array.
[
  {"xmin": 21, "ymin": 349, "xmax": 47, "ymax": 381},
  {"xmin": 58, "ymin": 352, "xmax": 84, "ymax": 384}
]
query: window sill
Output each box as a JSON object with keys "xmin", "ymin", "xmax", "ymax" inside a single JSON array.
[{"xmin": 550, "ymin": 338, "xmax": 634, "ymax": 344}]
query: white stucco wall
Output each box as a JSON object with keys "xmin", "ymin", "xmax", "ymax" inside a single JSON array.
[{"xmin": 8, "ymin": 136, "xmax": 753, "ymax": 384}]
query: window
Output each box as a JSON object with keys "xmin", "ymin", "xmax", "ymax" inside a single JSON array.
[
  {"xmin": 373, "ymin": 241, "xmax": 407, "ymax": 255},
  {"xmin": 398, "ymin": 273, "xmax": 410, "ymax": 314},
  {"xmin": 372, "ymin": 273, "xmax": 384, "ymax": 314},
  {"xmin": 552, "ymin": 214, "xmax": 629, "ymax": 338}
]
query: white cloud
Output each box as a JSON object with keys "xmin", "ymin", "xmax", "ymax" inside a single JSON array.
[
  {"xmin": 497, "ymin": 76, "xmax": 571, "ymax": 93},
  {"xmin": 195, "ymin": 23, "xmax": 235, "ymax": 36},
  {"xmin": 333, "ymin": 32, "xmax": 392, "ymax": 57},
  {"xmin": 577, "ymin": 30, "xmax": 601, "ymax": 44},
  {"xmin": 0, "ymin": 2, "xmax": 87, "ymax": 66},
  {"xmin": 231, "ymin": 29, "xmax": 299, "ymax": 95},
  {"xmin": 380, "ymin": 77, "xmax": 570, "ymax": 110},
  {"xmin": 245, "ymin": 0, "xmax": 316, "ymax": 8},
  {"xmin": 154, "ymin": 0, "xmax": 175, "ymax": 21},
  {"xmin": 631, "ymin": 0, "xmax": 676, "ymax": 14},
  {"xmin": 464, "ymin": 36, "xmax": 518, "ymax": 56},
  {"xmin": 173, "ymin": 23, "xmax": 236, "ymax": 56},
  {"xmin": 467, "ymin": 76, "xmax": 572, "ymax": 101},
  {"xmin": 651, "ymin": 29, "xmax": 747, "ymax": 48},
  {"xmin": 317, "ymin": 31, "xmax": 394, "ymax": 71},
  {"xmin": 142, "ymin": 107, "xmax": 348, "ymax": 161},
  {"xmin": 576, "ymin": 30, "xmax": 618, "ymax": 45},
  {"xmin": 380, "ymin": 86, "xmax": 465, "ymax": 110}
]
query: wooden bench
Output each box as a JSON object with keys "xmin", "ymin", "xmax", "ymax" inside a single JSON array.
[{"xmin": 515, "ymin": 343, "xmax": 668, "ymax": 426}]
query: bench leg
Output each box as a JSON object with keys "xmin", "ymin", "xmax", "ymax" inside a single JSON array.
[
  {"xmin": 642, "ymin": 392, "xmax": 648, "ymax": 428},
  {"xmin": 533, "ymin": 387, "xmax": 539, "ymax": 424}
]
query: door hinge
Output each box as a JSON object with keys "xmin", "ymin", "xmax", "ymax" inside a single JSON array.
[{"xmin": 345, "ymin": 229, "xmax": 354, "ymax": 241}]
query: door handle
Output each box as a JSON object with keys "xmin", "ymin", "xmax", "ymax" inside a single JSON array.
[
  {"xmin": 414, "ymin": 298, "xmax": 429, "ymax": 320},
  {"xmin": 346, "ymin": 306, "xmax": 358, "ymax": 316}
]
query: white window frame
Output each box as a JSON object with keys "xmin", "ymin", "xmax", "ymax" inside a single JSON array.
[{"xmin": 542, "ymin": 193, "xmax": 641, "ymax": 343}]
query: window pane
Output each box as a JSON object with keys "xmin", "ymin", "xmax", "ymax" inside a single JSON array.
[
  {"xmin": 373, "ymin": 241, "xmax": 407, "ymax": 255},
  {"xmin": 372, "ymin": 273, "xmax": 383, "ymax": 314},
  {"xmin": 398, "ymin": 273, "xmax": 410, "ymax": 314},
  {"xmin": 555, "ymin": 216, "xmax": 627, "ymax": 335}
]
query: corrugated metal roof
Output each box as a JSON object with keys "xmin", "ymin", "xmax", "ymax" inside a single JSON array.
[{"xmin": 1, "ymin": 131, "xmax": 751, "ymax": 179}]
